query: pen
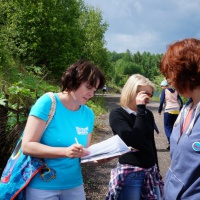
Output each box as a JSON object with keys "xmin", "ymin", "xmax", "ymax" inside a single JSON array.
[
  {"xmin": 75, "ymin": 137, "xmax": 82, "ymax": 162},
  {"xmin": 75, "ymin": 137, "xmax": 79, "ymax": 144}
]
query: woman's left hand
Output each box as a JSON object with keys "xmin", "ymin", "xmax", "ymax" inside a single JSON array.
[
  {"xmin": 136, "ymin": 91, "xmax": 150, "ymax": 105},
  {"xmin": 84, "ymin": 156, "xmax": 118, "ymax": 165}
]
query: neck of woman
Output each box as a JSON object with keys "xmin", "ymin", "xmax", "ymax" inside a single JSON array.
[{"xmin": 58, "ymin": 92, "xmax": 80, "ymax": 111}]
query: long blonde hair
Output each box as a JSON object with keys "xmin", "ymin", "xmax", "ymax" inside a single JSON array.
[{"xmin": 120, "ymin": 74, "xmax": 154, "ymax": 108}]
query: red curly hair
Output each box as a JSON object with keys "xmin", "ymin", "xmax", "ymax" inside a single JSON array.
[{"xmin": 160, "ymin": 38, "xmax": 200, "ymax": 94}]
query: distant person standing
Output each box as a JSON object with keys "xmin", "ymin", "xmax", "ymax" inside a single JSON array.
[
  {"xmin": 158, "ymin": 80, "xmax": 183, "ymax": 149},
  {"xmin": 160, "ymin": 80, "xmax": 168, "ymax": 90},
  {"xmin": 102, "ymin": 84, "xmax": 107, "ymax": 95}
]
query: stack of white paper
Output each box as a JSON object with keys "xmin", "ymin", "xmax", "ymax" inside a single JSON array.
[{"xmin": 81, "ymin": 135, "xmax": 138, "ymax": 163}]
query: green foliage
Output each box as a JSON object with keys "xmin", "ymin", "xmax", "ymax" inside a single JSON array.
[
  {"xmin": 86, "ymin": 95, "xmax": 106, "ymax": 116},
  {"xmin": 107, "ymin": 50, "xmax": 163, "ymax": 88},
  {"xmin": 0, "ymin": 65, "xmax": 59, "ymax": 126},
  {"xmin": 181, "ymin": 96, "xmax": 188, "ymax": 104},
  {"xmin": 107, "ymin": 83, "xmax": 122, "ymax": 94},
  {"xmin": 0, "ymin": 99, "xmax": 7, "ymax": 106},
  {"xmin": 79, "ymin": 5, "xmax": 109, "ymax": 73},
  {"xmin": 152, "ymin": 75, "xmax": 166, "ymax": 93},
  {"xmin": 0, "ymin": 0, "xmax": 109, "ymax": 79},
  {"xmin": 2, "ymin": 0, "xmax": 84, "ymax": 75}
]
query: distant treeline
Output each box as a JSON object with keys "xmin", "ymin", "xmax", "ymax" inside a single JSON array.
[{"xmin": 107, "ymin": 50, "xmax": 163, "ymax": 87}]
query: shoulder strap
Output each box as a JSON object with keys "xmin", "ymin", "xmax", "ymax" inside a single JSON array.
[
  {"xmin": 44, "ymin": 92, "xmax": 56, "ymax": 132},
  {"xmin": 40, "ymin": 92, "xmax": 56, "ymax": 164}
]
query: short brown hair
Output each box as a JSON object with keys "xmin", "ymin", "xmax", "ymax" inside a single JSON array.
[
  {"xmin": 61, "ymin": 59, "xmax": 105, "ymax": 92},
  {"xmin": 160, "ymin": 38, "xmax": 200, "ymax": 94}
]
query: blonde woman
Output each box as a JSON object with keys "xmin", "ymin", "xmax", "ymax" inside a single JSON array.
[{"xmin": 105, "ymin": 74, "xmax": 163, "ymax": 200}]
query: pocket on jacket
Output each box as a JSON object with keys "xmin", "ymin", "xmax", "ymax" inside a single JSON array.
[{"xmin": 164, "ymin": 168, "xmax": 184, "ymax": 200}]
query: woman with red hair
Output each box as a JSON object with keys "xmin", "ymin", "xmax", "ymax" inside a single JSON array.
[{"xmin": 160, "ymin": 38, "xmax": 200, "ymax": 200}]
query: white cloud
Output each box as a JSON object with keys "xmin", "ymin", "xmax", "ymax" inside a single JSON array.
[
  {"xmin": 84, "ymin": 0, "xmax": 200, "ymax": 54},
  {"xmin": 106, "ymin": 31, "xmax": 162, "ymax": 53}
]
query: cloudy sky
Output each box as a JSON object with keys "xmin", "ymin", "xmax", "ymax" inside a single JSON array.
[{"xmin": 84, "ymin": 0, "xmax": 200, "ymax": 54}]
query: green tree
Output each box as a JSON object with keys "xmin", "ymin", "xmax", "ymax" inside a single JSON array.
[
  {"xmin": 0, "ymin": 0, "xmax": 109, "ymax": 78},
  {"xmin": 1, "ymin": 0, "xmax": 85, "ymax": 76},
  {"xmin": 79, "ymin": 5, "xmax": 109, "ymax": 72},
  {"xmin": 107, "ymin": 50, "xmax": 163, "ymax": 87}
]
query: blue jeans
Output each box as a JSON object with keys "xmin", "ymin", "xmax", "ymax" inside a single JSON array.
[
  {"xmin": 119, "ymin": 171, "xmax": 162, "ymax": 200},
  {"xmin": 119, "ymin": 171, "xmax": 145, "ymax": 200}
]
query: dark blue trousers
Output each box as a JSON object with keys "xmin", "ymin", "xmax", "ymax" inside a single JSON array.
[{"xmin": 164, "ymin": 112, "xmax": 178, "ymax": 143}]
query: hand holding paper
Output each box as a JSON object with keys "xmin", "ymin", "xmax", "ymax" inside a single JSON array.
[{"xmin": 81, "ymin": 135, "xmax": 138, "ymax": 163}]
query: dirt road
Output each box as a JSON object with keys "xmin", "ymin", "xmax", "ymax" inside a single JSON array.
[{"xmin": 82, "ymin": 94, "xmax": 170, "ymax": 200}]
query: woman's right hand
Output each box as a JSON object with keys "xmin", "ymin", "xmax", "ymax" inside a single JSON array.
[{"xmin": 65, "ymin": 144, "xmax": 89, "ymax": 158}]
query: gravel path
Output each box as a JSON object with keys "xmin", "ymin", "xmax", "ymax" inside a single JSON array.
[{"xmin": 82, "ymin": 94, "xmax": 170, "ymax": 200}]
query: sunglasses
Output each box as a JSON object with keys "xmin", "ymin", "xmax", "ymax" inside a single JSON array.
[
  {"xmin": 40, "ymin": 165, "xmax": 56, "ymax": 182},
  {"xmin": 144, "ymin": 91, "xmax": 154, "ymax": 98},
  {"xmin": 137, "ymin": 90, "xmax": 154, "ymax": 98}
]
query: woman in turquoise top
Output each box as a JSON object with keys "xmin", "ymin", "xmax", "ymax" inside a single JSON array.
[{"xmin": 21, "ymin": 59, "xmax": 105, "ymax": 200}]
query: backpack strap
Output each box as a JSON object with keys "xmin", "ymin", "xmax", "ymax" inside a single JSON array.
[
  {"xmin": 45, "ymin": 92, "xmax": 56, "ymax": 131},
  {"xmin": 41, "ymin": 92, "xmax": 56, "ymax": 164}
]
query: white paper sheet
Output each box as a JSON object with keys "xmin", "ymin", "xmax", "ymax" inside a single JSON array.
[{"xmin": 81, "ymin": 135, "xmax": 138, "ymax": 163}]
